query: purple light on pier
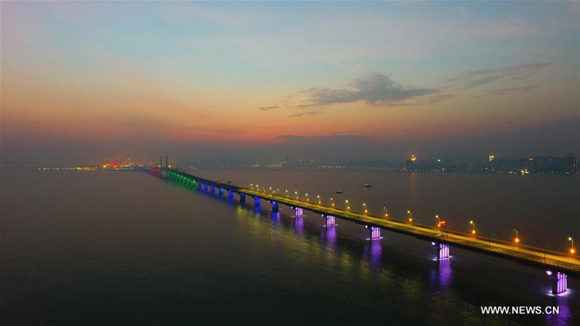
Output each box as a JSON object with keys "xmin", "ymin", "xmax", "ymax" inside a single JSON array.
[
  {"xmin": 433, "ymin": 242, "xmax": 449, "ymax": 260},
  {"xmin": 295, "ymin": 207, "xmax": 304, "ymax": 218},
  {"xmin": 370, "ymin": 226, "xmax": 381, "ymax": 240},
  {"xmin": 550, "ymin": 272, "xmax": 568, "ymax": 295},
  {"xmin": 325, "ymin": 215, "xmax": 336, "ymax": 227}
]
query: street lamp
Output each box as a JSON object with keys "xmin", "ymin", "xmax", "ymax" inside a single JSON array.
[
  {"xmin": 435, "ymin": 215, "xmax": 440, "ymax": 226},
  {"xmin": 363, "ymin": 203, "xmax": 368, "ymax": 214},
  {"xmin": 305, "ymin": 193, "xmax": 309, "ymax": 202},
  {"xmin": 285, "ymin": 190, "xmax": 289, "ymax": 197},
  {"xmin": 514, "ymin": 229, "xmax": 520, "ymax": 244},
  {"xmin": 407, "ymin": 210, "xmax": 413, "ymax": 222},
  {"xmin": 383, "ymin": 207, "xmax": 389, "ymax": 218},
  {"xmin": 330, "ymin": 197, "xmax": 335, "ymax": 207},
  {"xmin": 470, "ymin": 220, "xmax": 476, "ymax": 235},
  {"xmin": 317, "ymin": 195, "xmax": 321, "ymax": 204},
  {"xmin": 345, "ymin": 200, "xmax": 350, "ymax": 210},
  {"xmin": 569, "ymin": 237, "xmax": 576, "ymax": 254}
]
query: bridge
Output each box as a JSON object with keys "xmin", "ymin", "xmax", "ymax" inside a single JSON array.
[{"xmin": 151, "ymin": 165, "xmax": 578, "ymax": 295}]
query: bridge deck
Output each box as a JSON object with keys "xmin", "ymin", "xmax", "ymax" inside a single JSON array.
[{"xmin": 165, "ymin": 169, "xmax": 580, "ymax": 277}]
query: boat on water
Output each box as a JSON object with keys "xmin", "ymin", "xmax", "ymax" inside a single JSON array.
[
  {"xmin": 336, "ymin": 190, "xmax": 343, "ymax": 194},
  {"xmin": 363, "ymin": 184, "xmax": 372, "ymax": 188}
]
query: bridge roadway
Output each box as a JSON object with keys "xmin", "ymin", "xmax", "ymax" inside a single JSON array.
[{"xmin": 162, "ymin": 168, "xmax": 580, "ymax": 278}]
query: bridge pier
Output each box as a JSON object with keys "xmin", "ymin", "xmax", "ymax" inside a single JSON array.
[
  {"xmin": 325, "ymin": 214, "xmax": 336, "ymax": 227},
  {"xmin": 204, "ymin": 183, "xmax": 209, "ymax": 192},
  {"xmin": 271, "ymin": 201, "xmax": 279, "ymax": 212},
  {"xmin": 254, "ymin": 196, "xmax": 260, "ymax": 207},
  {"xmin": 219, "ymin": 188, "xmax": 224, "ymax": 196},
  {"xmin": 211, "ymin": 185, "xmax": 216, "ymax": 194},
  {"xmin": 432, "ymin": 242, "xmax": 450, "ymax": 260},
  {"xmin": 365, "ymin": 226, "xmax": 381, "ymax": 240},
  {"xmin": 295, "ymin": 207, "xmax": 304, "ymax": 218},
  {"xmin": 228, "ymin": 190, "xmax": 234, "ymax": 198},
  {"xmin": 239, "ymin": 193, "xmax": 246, "ymax": 204},
  {"xmin": 547, "ymin": 271, "xmax": 568, "ymax": 295}
]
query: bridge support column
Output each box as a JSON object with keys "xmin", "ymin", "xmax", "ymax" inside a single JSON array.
[
  {"xmin": 204, "ymin": 183, "xmax": 208, "ymax": 192},
  {"xmin": 325, "ymin": 215, "xmax": 336, "ymax": 227},
  {"xmin": 239, "ymin": 193, "xmax": 246, "ymax": 204},
  {"xmin": 228, "ymin": 190, "xmax": 234, "ymax": 198},
  {"xmin": 547, "ymin": 271, "xmax": 568, "ymax": 294},
  {"xmin": 432, "ymin": 242, "xmax": 450, "ymax": 260},
  {"xmin": 254, "ymin": 197, "xmax": 260, "ymax": 207},
  {"xmin": 211, "ymin": 185, "xmax": 216, "ymax": 194},
  {"xmin": 366, "ymin": 226, "xmax": 380, "ymax": 240},
  {"xmin": 271, "ymin": 201, "xmax": 279, "ymax": 212},
  {"xmin": 219, "ymin": 188, "xmax": 224, "ymax": 196},
  {"xmin": 295, "ymin": 207, "xmax": 304, "ymax": 218}
]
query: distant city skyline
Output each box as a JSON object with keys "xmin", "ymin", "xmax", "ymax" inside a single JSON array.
[{"xmin": 2, "ymin": 1, "xmax": 578, "ymax": 165}]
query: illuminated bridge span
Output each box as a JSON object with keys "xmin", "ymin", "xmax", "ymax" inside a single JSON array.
[{"xmin": 151, "ymin": 167, "xmax": 578, "ymax": 295}]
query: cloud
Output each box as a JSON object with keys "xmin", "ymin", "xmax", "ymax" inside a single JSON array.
[
  {"xmin": 488, "ymin": 86, "xmax": 537, "ymax": 96},
  {"xmin": 446, "ymin": 62, "xmax": 549, "ymax": 90},
  {"xmin": 297, "ymin": 72, "xmax": 437, "ymax": 108},
  {"xmin": 276, "ymin": 134, "xmax": 370, "ymax": 142},
  {"xmin": 290, "ymin": 111, "xmax": 320, "ymax": 118},
  {"xmin": 259, "ymin": 105, "xmax": 280, "ymax": 111}
]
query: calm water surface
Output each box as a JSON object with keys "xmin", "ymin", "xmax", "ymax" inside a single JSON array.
[{"xmin": 1, "ymin": 169, "xmax": 578, "ymax": 325}]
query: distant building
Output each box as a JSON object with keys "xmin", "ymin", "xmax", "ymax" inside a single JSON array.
[
  {"xmin": 486, "ymin": 154, "xmax": 578, "ymax": 174},
  {"xmin": 404, "ymin": 155, "xmax": 417, "ymax": 172},
  {"xmin": 527, "ymin": 154, "xmax": 578, "ymax": 174}
]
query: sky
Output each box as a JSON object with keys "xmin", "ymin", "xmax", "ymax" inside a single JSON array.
[{"xmin": 1, "ymin": 1, "xmax": 579, "ymax": 165}]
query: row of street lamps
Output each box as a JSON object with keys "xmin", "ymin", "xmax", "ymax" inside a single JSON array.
[{"xmin": 247, "ymin": 184, "xmax": 575, "ymax": 255}]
